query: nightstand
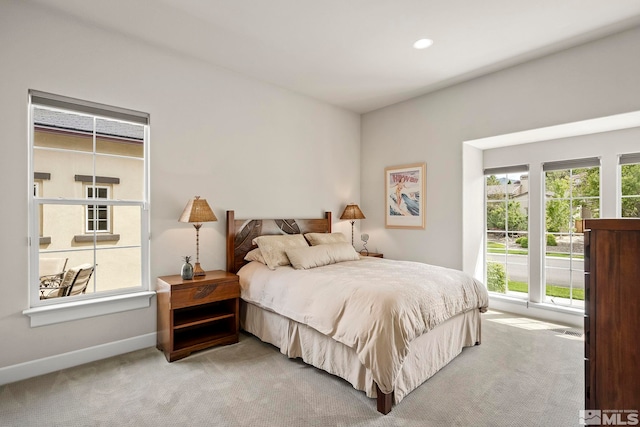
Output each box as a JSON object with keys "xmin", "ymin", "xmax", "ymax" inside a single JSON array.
[
  {"xmin": 156, "ymin": 270, "xmax": 240, "ymax": 362},
  {"xmin": 361, "ymin": 252, "xmax": 383, "ymax": 258}
]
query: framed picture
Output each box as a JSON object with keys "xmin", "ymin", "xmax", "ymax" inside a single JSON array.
[{"xmin": 385, "ymin": 162, "xmax": 426, "ymax": 229}]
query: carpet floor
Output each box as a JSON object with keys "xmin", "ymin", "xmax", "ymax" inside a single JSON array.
[{"xmin": 0, "ymin": 310, "xmax": 584, "ymax": 426}]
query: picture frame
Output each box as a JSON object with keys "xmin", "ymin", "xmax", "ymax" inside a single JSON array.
[{"xmin": 384, "ymin": 162, "xmax": 426, "ymax": 229}]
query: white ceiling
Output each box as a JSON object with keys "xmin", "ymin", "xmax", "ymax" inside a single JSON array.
[{"xmin": 30, "ymin": 0, "xmax": 640, "ymax": 113}]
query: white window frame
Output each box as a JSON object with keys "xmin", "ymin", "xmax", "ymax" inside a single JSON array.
[{"xmin": 24, "ymin": 90, "xmax": 153, "ymax": 327}]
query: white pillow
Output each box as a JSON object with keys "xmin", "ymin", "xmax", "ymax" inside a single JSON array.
[
  {"xmin": 304, "ymin": 232, "xmax": 348, "ymax": 246},
  {"xmin": 251, "ymin": 234, "xmax": 309, "ymax": 270},
  {"xmin": 244, "ymin": 248, "xmax": 266, "ymax": 265},
  {"xmin": 286, "ymin": 242, "xmax": 360, "ymax": 270}
]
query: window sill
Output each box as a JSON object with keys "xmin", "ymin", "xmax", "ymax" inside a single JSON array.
[
  {"xmin": 23, "ymin": 291, "xmax": 155, "ymax": 327},
  {"xmin": 488, "ymin": 293, "xmax": 584, "ymax": 328},
  {"xmin": 73, "ymin": 234, "xmax": 120, "ymax": 243},
  {"xmin": 489, "ymin": 293, "xmax": 584, "ymax": 315}
]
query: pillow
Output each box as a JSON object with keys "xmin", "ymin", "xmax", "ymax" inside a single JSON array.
[
  {"xmin": 244, "ymin": 248, "xmax": 266, "ymax": 265},
  {"xmin": 304, "ymin": 232, "xmax": 348, "ymax": 246},
  {"xmin": 286, "ymin": 242, "xmax": 360, "ymax": 270},
  {"xmin": 285, "ymin": 245, "xmax": 332, "ymax": 270},
  {"xmin": 251, "ymin": 234, "xmax": 309, "ymax": 270}
]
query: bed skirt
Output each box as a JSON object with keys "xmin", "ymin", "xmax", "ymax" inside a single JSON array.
[{"xmin": 241, "ymin": 301, "xmax": 481, "ymax": 404}]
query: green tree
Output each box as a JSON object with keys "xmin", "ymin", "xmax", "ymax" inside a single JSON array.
[
  {"xmin": 573, "ymin": 167, "xmax": 600, "ymax": 197},
  {"xmin": 486, "ymin": 175, "xmax": 501, "ymax": 185},
  {"xmin": 572, "ymin": 167, "xmax": 601, "ymax": 222},
  {"xmin": 486, "ymin": 202, "xmax": 505, "ymax": 230},
  {"xmin": 545, "ymin": 170, "xmax": 571, "ymax": 232},
  {"xmin": 546, "ymin": 199, "xmax": 569, "ymax": 232},
  {"xmin": 486, "ymin": 201, "xmax": 527, "ymax": 231}
]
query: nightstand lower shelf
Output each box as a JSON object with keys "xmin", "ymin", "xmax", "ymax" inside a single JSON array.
[{"xmin": 173, "ymin": 323, "xmax": 238, "ymax": 352}]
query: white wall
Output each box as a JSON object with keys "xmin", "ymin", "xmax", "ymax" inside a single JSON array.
[
  {"xmin": 361, "ymin": 25, "xmax": 640, "ymax": 270},
  {"xmin": 0, "ymin": 2, "xmax": 360, "ymax": 371}
]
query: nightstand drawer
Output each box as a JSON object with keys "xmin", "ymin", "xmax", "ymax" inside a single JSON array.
[{"xmin": 172, "ymin": 281, "xmax": 239, "ymax": 309}]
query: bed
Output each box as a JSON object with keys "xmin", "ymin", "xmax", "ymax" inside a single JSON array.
[{"xmin": 225, "ymin": 210, "xmax": 489, "ymax": 414}]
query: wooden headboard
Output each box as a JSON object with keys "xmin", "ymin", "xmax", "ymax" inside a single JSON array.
[{"xmin": 226, "ymin": 210, "xmax": 332, "ymax": 273}]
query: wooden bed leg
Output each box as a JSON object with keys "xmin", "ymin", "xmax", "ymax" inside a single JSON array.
[{"xmin": 375, "ymin": 384, "xmax": 393, "ymax": 415}]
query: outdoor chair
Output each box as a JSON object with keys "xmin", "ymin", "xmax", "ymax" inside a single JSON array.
[
  {"xmin": 41, "ymin": 263, "xmax": 94, "ymax": 299},
  {"xmin": 39, "ymin": 257, "xmax": 68, "ymax": 288}
]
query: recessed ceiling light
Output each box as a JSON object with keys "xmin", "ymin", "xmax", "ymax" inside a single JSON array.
[{"xmin": 413, "ymin": 38, "xmax": 434, "ymax": 49}]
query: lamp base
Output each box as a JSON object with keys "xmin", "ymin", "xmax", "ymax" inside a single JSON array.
[{"xmin": 193, "ymin": 262, "xmax": 206, "ymax": 277}]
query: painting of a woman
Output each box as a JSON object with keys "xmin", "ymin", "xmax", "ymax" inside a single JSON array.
[{"xmin": 385, "ymin": 163, "xmax": 426, "ymax": 229}]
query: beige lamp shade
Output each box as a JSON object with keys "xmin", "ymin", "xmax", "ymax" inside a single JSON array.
[
  {"xmin": 340, "ymin": 203, "xmax": 366, "ymax": 220},
  {"xmin": 179, "ymin": 196, "xmax": 217, "ymax": 224}
]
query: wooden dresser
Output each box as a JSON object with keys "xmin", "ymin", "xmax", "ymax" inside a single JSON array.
[{"xmin": 583, "ymin": 219, "xmax": 640, "ymax": 416}]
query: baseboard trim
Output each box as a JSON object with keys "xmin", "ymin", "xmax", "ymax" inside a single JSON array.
[{"xmin": 0, "ymin": 332, "xmax": 156, "ymax": 386}]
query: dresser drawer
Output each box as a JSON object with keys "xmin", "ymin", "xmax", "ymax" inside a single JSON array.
[{"xmin": 171, "ymin": 280, "xmax": 239, "ymax": 309}]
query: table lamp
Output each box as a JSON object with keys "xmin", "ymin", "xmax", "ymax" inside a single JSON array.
[
  {"xmin": 179, "ymin": 196, "xmax": 217, "ymax": 277},
  {"xmin": 340, "ymin": 203, "xmax": 365, "ymax": 247}
]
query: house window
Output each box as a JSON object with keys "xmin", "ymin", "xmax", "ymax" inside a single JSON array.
[
  {"xmin": 542, "ymin": 158, "xmax": 600, "ymax": 308},
  {"xmin": 484, "ymin": 165, "xmax": 529, "ymax": 299},
  {"xmin": 86, "ymin": 185, "xmax": 110, "ymax": 233},
  {"xmin": 29, "ymin": 90, "xmax": 149, "ymax": 306},
  {"xmin": 620, "ymin": 153, "xmax": 640, "ymax": 218}
]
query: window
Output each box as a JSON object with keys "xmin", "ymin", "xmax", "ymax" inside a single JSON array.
[
  {"xmin": 484, "ymin": 166, "xmax": 529, "ymax": 299},
  {"xmin": 543, "ymin": 158, "xmax": 599, "ymax": 308},
  {"xmin": 86, "ymin": 185, "xmax": 110, "ymax": 233},
  {"xmin": 29, "ymin": 90, "xmax": 149, "ymax": 306},
  {"xmin": 620, "ymin": 153, "xmax": 640, "ymax": 218},
  {"xmin": 483, "ymin": 158, "xmax": 601, "ymax": 310}
]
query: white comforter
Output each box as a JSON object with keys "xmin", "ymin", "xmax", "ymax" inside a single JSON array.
[{"xmin": 237, "ymin": 257, "xmax": 489, "ymax": 394}]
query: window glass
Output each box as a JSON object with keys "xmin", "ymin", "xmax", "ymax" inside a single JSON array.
[
  {"xmin": 30, "ymin": 94, "xmax": 148, "ymax": 305},
  {"xmin": 543, "ymin": 166, "xmax": 599, "ymax": 308},
  {"xmin": 485, "ymin": 171, "xmax": 529, "ymax": 299}
]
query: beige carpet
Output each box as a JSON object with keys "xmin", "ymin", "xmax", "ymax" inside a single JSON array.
[{"xmin": 0, "ymin": 310, "xmax": 584, "ymax": 426}]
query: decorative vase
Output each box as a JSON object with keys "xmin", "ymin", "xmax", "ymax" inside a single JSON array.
[{"xmin": 181, "ymin": 256, "xmax": 194, "ymax": 280}]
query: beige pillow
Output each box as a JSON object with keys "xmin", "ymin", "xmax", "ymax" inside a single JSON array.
[
  {"xmin": 251, "ymin": 234, "xmax": 309, "ymax": 270},
  {"xmin": 304, "ymin": 232, "xmax": 348, "ymax": 246},
  {"xmin": 244, "ymin": 248, "xmax": 266, "ymax": 265},
  {"xmin": 286, "ymin": 242, "xmax": 360, "ymax": 270},
  {"xmin": 325, "ymin": 242, "xmax": 361, "ymax": 263}
]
